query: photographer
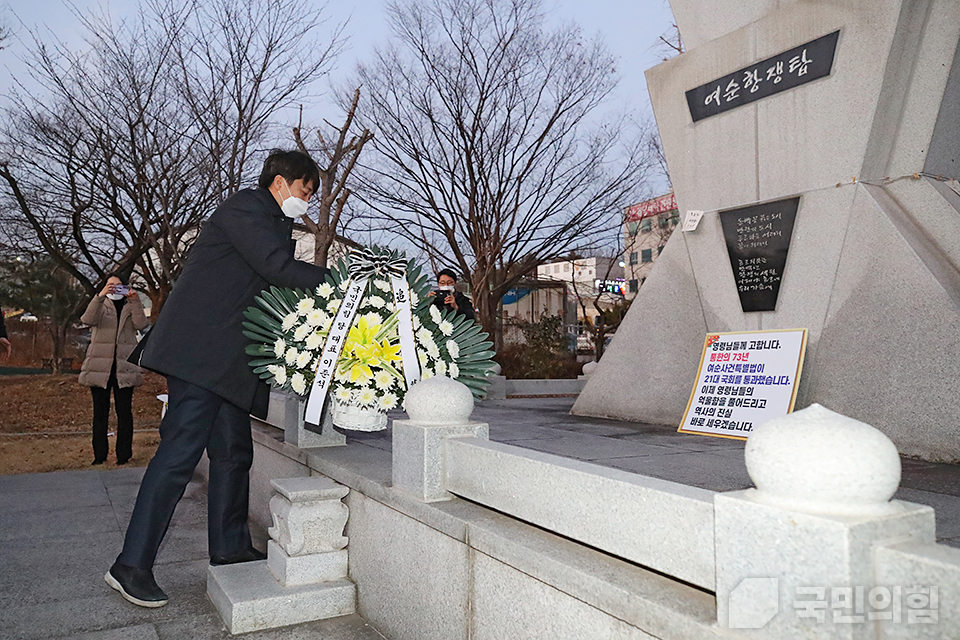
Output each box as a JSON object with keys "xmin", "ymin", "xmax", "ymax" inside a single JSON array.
[
  {"xmin": 79, "ymin": 274, "xmax": 149, "ymax": 466},
  {"xmin": 428, "ymin": 269, "xmax": 475, "ymax": 320}
]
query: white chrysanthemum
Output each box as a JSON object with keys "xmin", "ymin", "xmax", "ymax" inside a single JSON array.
[
  {"xmin": 335, "ymin": 367, "xmax": 351, "ymax": 382},
  {"xmin": 306, "ymin": 309, "xmax": 328, "ymax": 327},
  {"xmin": 368, "ymin": 296, "xmax": 386, "ymax": 309},
  {"xmin": 421, "ymin": 367, "xmax": 433, "ymax": 380},
  {"xmin": 305, "ymin": 331, "xmax": 324, "ymax": 351},
  {"xmin": 293, "ymin": 323, "xmax": 311, "ymax": 342},
  {"xmin": 417, "ymin": 349, "xmax": 428, "ymax": 366},
  {"xmin": 273, "ymin": 338, "xmax": 286, "ymax": 358},
  {"xmin": 338, "ymin": 280, "xmax": 350, "ymax": 291},
  {"xmin": 290, "ymin": 373, "xmax": 306, "ymax": 395},
  {"xmin": 429, "ymin": 305, "xmax": 442, "ymax": 323},
  {"xmin": 327, "ymin": 299, "xmax": 341, "ymax": 313},
  {"xmin": 374, "ymin": 370, "xmax": 394, "ymax": 390},
  {"xmin": 377, "ymin": 393, "xmax": 399, "ymax": 411},
  {"xmin": 410, "ymin": 291, "xmax": 420, "ymax": 305},
  {"xmin": 334, "ymin": 386, "xmax": 352, "ymax": 403},
  {"xmin": 357, "ymin": 387, "xmax": 377, "ymax": 406},
  {"xmin": 374, "ymin": 279, "xmax": 391, "ymax": 292},
  {"xmin": 446, "ymin": 340, "xmax": 460, "ymax": 358},
  {"xmin": 435, "ymin": 360, "xmax": 446, "ymax": 376},
  {"xmin": 296, "ymin": 298, "xmax": 315, "ymax": 315},
  {"xmin": 282, "ymin": 311, "xmax": 299, "ymax": 331},
  {"xmin": 412, "ymin": 315, "xmax": 422, "ymax": 329},
  {"xmin": 438, "ymin": 320, "xmax": 454, "ymax": 336},
  {"xmin": 416, "ymin": 328, "xmax": 432, "ymax": 343},
  {"xmin": 267, "ymin": 364, "xmax": 283, "ymax": 378},
  {"xmin": 361, "ymin": 312, "xmax": 383, "ymax": 327},
  {"xmin": 296, "ymin": 351, "xmax": 312, "ymax": 369},
  {"xmin": 448, "ymin": 362, "xmax": 460, "ymax": 378},
  {"xmin": 426, "ymin": 342, "xmax": 441, "ymax": 359},
  {"xmin": 273, "ymin": 366, "xmax": 287, "ymax": 386},
  {"xmin": 284, "ymin": 347, "xmax": 299, "ymax": 366},
  {"xmin": 315, "ymin": 282, "xmax": 334, "ymax": 298}
]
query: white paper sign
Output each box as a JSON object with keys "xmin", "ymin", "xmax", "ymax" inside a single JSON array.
[
  {"xmin": 683, "ymin": 210, "xmax": 704, "ymax": 232},
  {"xmin": 679, "ymin": 329, "xmax": 807, "ymax": 440}
]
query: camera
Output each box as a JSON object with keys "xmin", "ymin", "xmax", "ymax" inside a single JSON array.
[{"xmin": 113, "ymin": 285, "xmax": 130, "ymax": 296}]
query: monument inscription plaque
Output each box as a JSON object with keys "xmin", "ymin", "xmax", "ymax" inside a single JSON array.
[
  {"xmin": 686, "ymin": 30, "xmax": 840, "ymax": 122},
  {"xmin": 719, "ymin": 197, "xmax": 799, "ymax": 312}
]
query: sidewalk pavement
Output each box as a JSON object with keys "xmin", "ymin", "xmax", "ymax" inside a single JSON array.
[{"xmin": 1, "ymin": 397, "xmax": 957, "ymax": 640}]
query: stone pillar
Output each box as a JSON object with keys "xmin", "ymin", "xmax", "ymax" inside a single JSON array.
[
  {"xmin": 266, "ymin": 390, "xmax": 345, "ymax": 448},
  {"xmin": 207, "ymin": 475, "xmax": 356, "ymax": 634},
  {"xmin": 392, "ymin": 376, "xmax": 489, "ymax": 501},
  {"xmin": 715, "ymin": 404, "xmax": 935, "ymax": 638},
  {"xmin": 267, "ymin": 477, "xmax": 349, "ymax": 586}
]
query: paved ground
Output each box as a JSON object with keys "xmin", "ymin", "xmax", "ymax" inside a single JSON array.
[{"xmin": 2, "ymin": 397, "xmax": 958, "ymax": 640}]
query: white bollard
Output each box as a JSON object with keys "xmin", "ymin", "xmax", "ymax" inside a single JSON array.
[
  {"xmin": 392, "ymin": 376, "xmax": 489, "ymax": 501},
  {"xmin": 715, "ymin": 404, "xmax": 935, "ymax": 638}
]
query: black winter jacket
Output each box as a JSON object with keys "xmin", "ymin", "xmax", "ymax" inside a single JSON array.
[{"xmin": 138, "ymin": 187, "xmax": 328, "ymax": 417}]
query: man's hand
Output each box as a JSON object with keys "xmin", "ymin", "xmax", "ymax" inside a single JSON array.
[
  {"xmin": 99, "ymin": 283, "xmax": 116, "ymax": 297},
  {"xmin": 126, "ymin": 289, "xmax": 139, "ymax": 300},
  {"xmin": 0, "ymin": 337, "xmax": 11, "ymax": 362},
  {"xmin": 444, "ymin": 293, "xmax": 458, "ymax": 310}
]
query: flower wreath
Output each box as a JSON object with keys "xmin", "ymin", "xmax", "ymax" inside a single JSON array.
[{"xmin": 243, "ymin": 247, "xmax": 495, "ymax": 418}]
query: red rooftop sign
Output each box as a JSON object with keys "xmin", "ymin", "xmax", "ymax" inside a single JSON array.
[{"xmin": 624, "ymin": 193, "xmax": 677, "ymax": 222}]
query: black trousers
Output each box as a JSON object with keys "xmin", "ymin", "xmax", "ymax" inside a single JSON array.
[
  {"xmin": 91, "ymin": 377, "xmax": 134, "ymax": 463},
  {"xmin": 117, "ymin": 375, "xmax": 253, "ymax": 569}
]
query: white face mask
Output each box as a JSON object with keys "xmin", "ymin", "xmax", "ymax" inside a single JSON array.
[
  {"xmin": 279, "ymin": 179, "xmax": 308, "ymax": 219},
  {"xmin": 106, "ymin": 293, "xmax": 124, "ymax": 301},
  {"xmin": 438, "ymin": 285, "xmax": 455, "ymax": 293}
]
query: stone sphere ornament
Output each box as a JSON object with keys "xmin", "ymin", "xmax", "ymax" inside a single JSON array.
[
  {"xmin": 404, "ymin": 376, "xmax": 475, "ymax": 424},
  {"xmin": 745, "ymin": 403, "xmax": 902, "ymax": 516}
]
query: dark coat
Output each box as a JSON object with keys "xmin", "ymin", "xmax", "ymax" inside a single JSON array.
[
  {"xmin": 431, "ymin": 291, "xmax": 475, "ymax": 321},
  {"xmin": 138, "ymin": 187, "xmax": 328, "ymax": 418}
]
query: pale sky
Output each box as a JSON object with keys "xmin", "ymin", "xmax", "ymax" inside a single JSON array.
[{"xmin": 1, "ymin": 0, "xmax": 677, "ymax": 127}]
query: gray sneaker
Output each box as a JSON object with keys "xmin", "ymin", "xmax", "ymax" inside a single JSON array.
[{"xmin": 105, "ymin": 562, "xmax": 169, "ymax": 608}]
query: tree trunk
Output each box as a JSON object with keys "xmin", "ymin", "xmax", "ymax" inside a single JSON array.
[
  {"xmin": 313, "ymin": 226, "xmax": 334, "ymax": 267},
  {"xmin": 474, "ymin": 287, "xmax": 501, "ymax": 352}
]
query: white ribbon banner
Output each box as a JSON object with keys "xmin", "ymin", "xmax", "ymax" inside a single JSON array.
[
  {"xmin": 391, "ymin": 274, "xmax": 421, "ymax": 389},
  {"xmin": 304, "ymin": 277, "xmax": 367, "ymax": 426},
  {"xmin": 303, "ymin": 249, "xmax": 421, "ymax": 427}
]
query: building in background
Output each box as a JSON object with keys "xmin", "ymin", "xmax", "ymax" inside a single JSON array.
[
  {"xmin": 536, "ymin": 257, "xmax": 625, "ymax": 322},
  {"xmin": 622, "ymin": 193, "xmax": 680, "ymax": 298}
]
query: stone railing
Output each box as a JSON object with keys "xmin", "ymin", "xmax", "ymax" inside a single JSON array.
[{"xmin": 394, "ymin": 377, "xmax": 960, "ymax": 637}]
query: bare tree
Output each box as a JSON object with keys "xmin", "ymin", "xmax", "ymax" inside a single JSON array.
[
  {"xmin": 0, "ymin": 18, "xmax": 11, "ymax": 50},
  {"xmin": 0, "ymin": 0, "xmax": 344, "ymax": 316},
  {"xmin": 352, "ymin": 0, "xmax": 655, "ymax": 346},
  {"xmin": 654, "ymin": 23, "xmax": 684, "ymax": 61},
  {"xmin": 293, "ymin": 89, "xmax": 374, "ymax": 266}
]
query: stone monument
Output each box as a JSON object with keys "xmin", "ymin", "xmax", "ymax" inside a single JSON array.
[{"xmin": 573, "ymin": 0, "xmax": 960, "ymax": 462}]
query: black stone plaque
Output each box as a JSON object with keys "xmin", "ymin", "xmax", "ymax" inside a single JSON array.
[
  {"xmin": 719, "ymin": 197, "xmax": 800, "ymax": 312},
  {"xmin": 686, "ymin": 30, "xmax": 840, "ymax": 123}
]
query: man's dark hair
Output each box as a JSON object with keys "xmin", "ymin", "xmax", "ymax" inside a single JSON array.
[
  {"xmin": 437, "ymin": 268, "xmax": 459, "ymax": 282},
  {"xmin": 107, "ymin": 271, "xmax": 130, "ymax": 285},
  {"xmin": 258, "ymin": 149, "xmax": 321, "ymax": 191}
]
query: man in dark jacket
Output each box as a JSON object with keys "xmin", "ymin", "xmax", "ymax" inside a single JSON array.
[
  {"xmin": 428, "ymin": 268, "xmax": 475, "ymax": 320},
  {"xmin": 105, "ymin": 150, "xmax": 329, "ymax": 608}
]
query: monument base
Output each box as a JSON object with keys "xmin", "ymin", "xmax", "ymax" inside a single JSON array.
[{"xmin": 207, "ymin": 561, "xmax": 356, "ymax": 635}]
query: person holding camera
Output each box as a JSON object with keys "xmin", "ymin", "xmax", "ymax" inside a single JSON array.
[
  {"xmin": 428, "ymin": 269, "xmax": 475, "ymax": 320},
  {"xmin": 79, "ymin": 274, "xmax": 149, "ymax": 466}
]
